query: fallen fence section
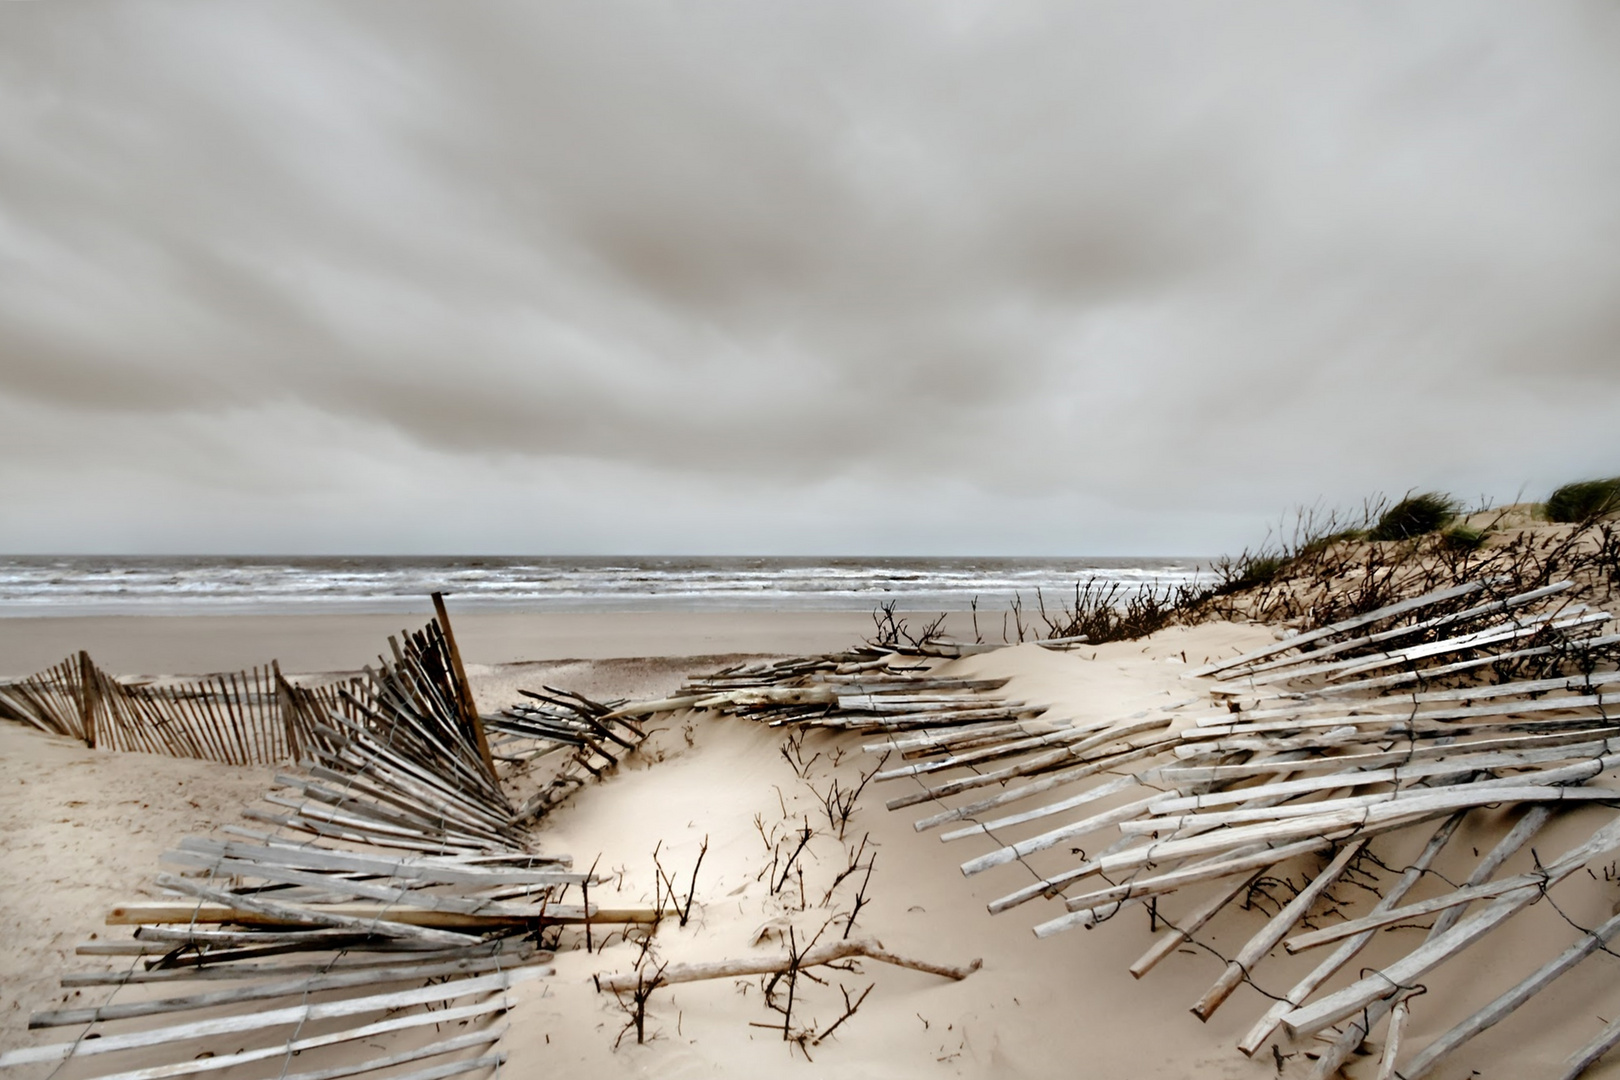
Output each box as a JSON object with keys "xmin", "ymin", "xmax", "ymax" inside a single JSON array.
[
  {"xmin": 599, "ymin": 583, "xmax": 1620, "ymax": 1079},
  {"xmin": 0, "ymin": 593, "xmax": 490, "ymax": 769},
  {"xmin": 0, "ymin": 597, "xmax": 652, "ymax": 1080}
]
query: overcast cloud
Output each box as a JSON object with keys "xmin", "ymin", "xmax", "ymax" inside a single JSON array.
[{"xmin": 2, "ymin": 2, "xmax": 1617, "ymax": 555}]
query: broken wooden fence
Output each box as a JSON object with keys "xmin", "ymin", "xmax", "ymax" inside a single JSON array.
[
  {"xmin": 609, "ymin": 578, "xmax": 1620, "ymax": 1079},
  {"xmin": 0, "ymin": 651, "xmax": 357, "ymax": 765},
  {"xmin": 0, "ymin": 593, "xmax": 493, "ymax": 771},
  {"xmin": 0, "ymin": 597, "xmax": 652, "ymax": 1080}
]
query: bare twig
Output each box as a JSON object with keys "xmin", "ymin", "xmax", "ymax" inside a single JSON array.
[
  {"xmin": 812, "ymin": 982, "xmax": 875, "ymax": 1045},
  {"xmin": 843, "ymin": 852, "xmax": 876, "ymax": 940}
]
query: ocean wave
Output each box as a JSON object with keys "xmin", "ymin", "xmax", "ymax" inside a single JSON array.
[{"xmin": 0, "ymin": 556, "xmax": 1212, "ymax": 616}]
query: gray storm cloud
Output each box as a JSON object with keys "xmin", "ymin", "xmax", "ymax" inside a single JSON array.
[{"xmin": 1, "ymin": 1, "xmax": 1617, "ymax": 553}]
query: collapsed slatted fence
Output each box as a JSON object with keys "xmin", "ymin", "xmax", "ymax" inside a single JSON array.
[
  {"xmin": 0, "ymin": 594, "xmax": 492, "ymax": 768},
  {"xmin": 0, "ymin": 595, "xmax": 657, "ymax": 1080},
  {"xmin": 0, "ymin": 651, "xmax": 360, "ymax": 765},
  {"xmin": 613, "ymin": 577, "xmax": 1620, "ymax": 1080}
]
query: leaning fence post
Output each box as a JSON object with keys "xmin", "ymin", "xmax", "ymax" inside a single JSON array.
[
  {"xmin": 77, "ymin": 650, "xmax": 97, "ymax": 749},
  {"xmin": 432, "ymin": 591, "xmax": 496, "ymax": 779},
  {"xmin": 272, "ymin": 660, "xmax": 301, "ymax": 764}
]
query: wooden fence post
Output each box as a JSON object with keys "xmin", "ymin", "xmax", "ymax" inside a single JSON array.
[
  {"xmin": 77, "ymin": 650, "xmax": 97, "ymax": 749},
  {"xmin": 273, "ymin": 660, "xmax": 300, "ymax": 763},
  {"xmin": 431, "ymin": 591, "xmax": 496, "ymax": 778}
]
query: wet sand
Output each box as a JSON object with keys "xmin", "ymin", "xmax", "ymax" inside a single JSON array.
[{"xmin": 0, "ymin": 610, "xmax": 918, "ymax": 677}]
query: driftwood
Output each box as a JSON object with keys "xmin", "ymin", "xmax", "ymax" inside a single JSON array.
[
  {"xmin": 940, "ymin": 773, "xmax": 1145, "ymax": 842},
  {"xmin": 259, "ymin": 1040, "xmax": 503, "ymax": 1080},
  {"xmin": 1130, "ymin": 870, "xmax": 1262, "ymax": 980},
  {"xmin": 171, "ymin": 837, "xmax": 585, "ymax": 885},
  {"xmin": 595, "ymin": 937, "xmax": 980, "ymax": 993},
  {"xmin": 1376, "ymin": 994, "xmax": 1413, "ymax": 1080}
]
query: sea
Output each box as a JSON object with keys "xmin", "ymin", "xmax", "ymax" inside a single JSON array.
[{"xmin": 0, "ymin": 556, "xmax": 1211, "ymax": 617}]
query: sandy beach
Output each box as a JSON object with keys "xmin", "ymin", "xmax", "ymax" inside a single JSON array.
[
  {"xmin": 0, "ymin": 610, "xmax": 902, "ymax": 679},
  {"xmin": 6, "ymin": 586, "xmax": 1620, "ymax": 1079},
  {"xmin": 1, "ymin": 616, "xmax": 1286, "ymax": 1079}
]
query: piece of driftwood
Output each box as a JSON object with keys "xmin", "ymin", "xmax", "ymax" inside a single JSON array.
[
  {"xmin": 147, "ymin": 874, "xmax": 466, "ymax": 944},
  {"xmin": 1236, "ymin": 582, "xmax": 1575, "ymax": 678},
  {"xmin": 962, "ymin": 795, "xmax": 1161, "ymax": 877},
  {"xmin": 1243, "ymin": 592, "xmax": 1586, "ymax": 687},
  {"xmin": 913, "ymin": 742, "xmax": 1168, "ymax": 832},
  {"xmin": 887, "ymin": 733, "xmax": 1178, "ymax": 811},
  {"xmin": 1063, "ymin": 782, "xmax": 1615, "ymax": 886},
  {"xmin": 1283, "ymin": 859, "xmax": 1604, "ymax": 954},
  {"xmin": 432, "ymin": 591, "xmax": 496, "ymax": 777},
  {"xmin": 939, "ymin": 773, "xmax": 1146, "ymax": 843},
  {"xmin": 1320, "ymin": 611, "xmax": 1613, "ymax": 682},
  {"xmin": 877, "ymin": 717, "xmax": 1168, "ymax": 781},
  {"xmin": 172, "ymin": 837, "xmax": 584, "ymax": 886},
  {"xmin": 1129, "ymin": 777, "xmax": 1619, "ymax": 838},
  {"xmin": 1031, "ymin": 832, "xmax": 1372, "ymax": 938},
  {"xmin": 1153, "ymin": 739, "xmax": 1620, "ymax": 814},
  {"xmin": 1233, "ymin": 606, "xmax": 1605, "ymax": 687},
  {"xmin": 595, "ymin": 937, "xmax": 980, "ymax": 993},
  {"xmin": 158, "ymin": 855, "xmax": 545, "ymax": 920},
  {"xmin": 1164, "ymin": 728, "xmax": 1619, "ymax": 783},
  {"xmin": 1311, "ymin": 631, "xmax": 1620, "ymax": 698},
  {"xmin": 62, "ymin": 946, "xmax": 535, "ymax": 985}
]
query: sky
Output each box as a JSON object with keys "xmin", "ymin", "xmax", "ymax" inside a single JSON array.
[{"xmin": 1, "ymin": 2, "xmax": 1618, "ymax": 556}]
